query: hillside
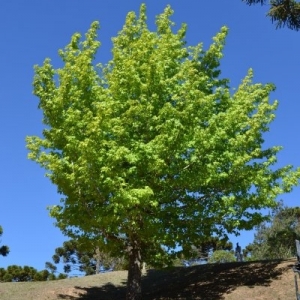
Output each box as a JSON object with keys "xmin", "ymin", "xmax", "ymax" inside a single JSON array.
[{"xmin": 0, "ymin": 259, "xmax": 297, "ymax": 299}]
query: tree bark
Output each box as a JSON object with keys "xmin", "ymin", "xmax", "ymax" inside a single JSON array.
[
  {"xmin": 95, "ymin": 247, "xmax": 101, "ymax": 274},
  {"xmin": 126, "ymin": 239, "xmax": 142, "ymax": 300}
]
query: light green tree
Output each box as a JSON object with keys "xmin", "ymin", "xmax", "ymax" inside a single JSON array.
[{"xmin": 26, "ymin": 5, "xmax": 300, "ymax": 299}]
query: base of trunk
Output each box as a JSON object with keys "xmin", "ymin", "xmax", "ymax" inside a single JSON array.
[{"xmin": 126, "ymin": 241, "xmax": 142, "ymax": 300}]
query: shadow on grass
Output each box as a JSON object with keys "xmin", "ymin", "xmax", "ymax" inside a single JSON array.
[
  {"xmin": 58, "ymin": 260, "xmax": 293, "ymax": 300},
  {"xmin": 58, "ymin": 282, "xmax": 127, "ymax": 300}
]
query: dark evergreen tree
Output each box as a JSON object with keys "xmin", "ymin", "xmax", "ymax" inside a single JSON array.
[
  {"xmin": 243, "ymin": 0, "xmax": 300, "ymax": 30},
  {"xmin": 0, "ymin": 226, "xmax": 9, "ymax": 257},
  {"xmin": 48, "ymin": 239, "xmax": 126, "ymax": 276},
  {"xmin": 0, "ymin": 265, "xmax": 65, "ymax": 282},
  {"xmin": 180, "ymin": 236, "xmax": 233, "ymax": 266},
  {"xmin": 190, "ymin": 237, "xmax": 233, "ymax": 259}
]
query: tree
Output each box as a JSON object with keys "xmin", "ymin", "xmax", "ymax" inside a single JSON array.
[
  {"xmin": 208, "ymin": 250, "xmax": 236, "ymax": 264},
  {"xmin": 244, "ymin": 204, "xmax": 300, "ymax": 260},
  {"xmin": 243, "ymin": 0, "xmax": 300, "ymax": 30},
  {"xmin": 182, "ymin": 236, "xmax": 233, "ymax": 262},
  {"xmin": 0, "ymin": 226, "xmax": 9, "ymax": 257},
  {"xmin": 26, "ymin": 4, "xmax": 300, "ymax": 299},
  {"xmin": 0, "ymin": 265, "xmax": 65, "ymax": 282},
  {"xmin": 179, "ymin": 236, "xmax": 233, "ymax": 267},
  {"xmin": 196, "ymin": 237, "xmax": 233, "ymax": 259},
  {"xmin": 48, "ymin": 239, "xmax": 126, "ymax": 276}
]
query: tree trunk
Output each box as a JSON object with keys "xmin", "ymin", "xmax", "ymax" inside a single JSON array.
[
  {"xmin": 126, "ymin": 239, "xmax": 142, "ymax": 300},
  {"xmin": 95, "ymin": 247, "xmax": 101, "ymax": 274}
]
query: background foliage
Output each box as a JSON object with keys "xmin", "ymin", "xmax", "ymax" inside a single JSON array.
[
  {"xmin": 0, "ymin": 265, "xmax": 66, "ymax": 282},
  {"xmin": 244, "ymin": 203, "xmax": 300, "ymax": 260}
]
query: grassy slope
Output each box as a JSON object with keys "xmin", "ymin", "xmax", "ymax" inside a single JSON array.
[{"xmin": 0, "ymin": 259, "xmax": 297, "ymax": 300}]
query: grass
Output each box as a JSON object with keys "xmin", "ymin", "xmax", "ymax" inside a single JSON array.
[{"xmin": 0, "ymin": 258, "xmax": 297, "ymax": 299}]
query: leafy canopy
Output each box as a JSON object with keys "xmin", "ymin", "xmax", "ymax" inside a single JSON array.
[{"xmin": 27, "ymin": 4, "xmax": 300, "ymax": 269}]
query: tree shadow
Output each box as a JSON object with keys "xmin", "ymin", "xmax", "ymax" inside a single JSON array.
[
  {"xmin": 57, "ymin": 260, "xmax": 293, "ymax": 300},
  {"xmin": 142, "ymin": 260, "xmax": 293, "ymax": 299},
  {"xmin": 57, "ymin": 281, "xmax": 127, "ymax": 300}
]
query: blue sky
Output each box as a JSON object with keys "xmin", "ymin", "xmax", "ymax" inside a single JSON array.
[{"xmin": 0, "ymin": 0, "xmax": 299, "ymax": 272}]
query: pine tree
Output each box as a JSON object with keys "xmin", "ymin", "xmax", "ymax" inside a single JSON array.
[
  {"xmin": 0, "ymin": 226, "xmax": 9, "ymax": 257},
  {"xmin": 49, "ymin": 239, "xmax": 126, "ymax": 276},
  {"xmin": 243, "ymin": 0, "xmax": 300, "ymax": 30}
]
